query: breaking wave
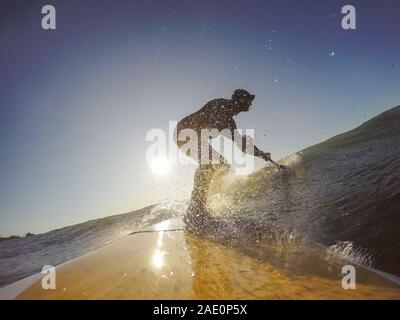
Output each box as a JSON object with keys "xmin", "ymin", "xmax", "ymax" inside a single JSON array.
[{"xmin": 203, "ymin": 106, "xmax": 400, "ymax": 277}]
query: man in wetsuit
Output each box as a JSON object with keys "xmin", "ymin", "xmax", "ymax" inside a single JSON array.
[{"xmin": 174, "ymin": 89, "xmax": 277, "ymax": 228}]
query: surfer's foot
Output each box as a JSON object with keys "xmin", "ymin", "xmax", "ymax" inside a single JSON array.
[
  {"xmin": 183, "ymin": 205, "xmax": 208, "ymax": 232},
  {"xmin": 184, "ymin": 205, "xmax": 229, "ymax": 235}
]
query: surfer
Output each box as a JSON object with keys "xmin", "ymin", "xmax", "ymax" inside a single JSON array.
[{"xmin": 174, "ymin": 89, "xmax": 282, "ymax": 230}]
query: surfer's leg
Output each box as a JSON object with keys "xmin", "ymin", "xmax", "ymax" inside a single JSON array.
[
  {"xmin": 186, "ymin": 162, "xmax": 233, "ymax": 233},
  {"xmin": 187, "ymin": 152, "xmax": 230, "ymax": 211},
  {"xmin": 185, "ymin": 163, "xmax": 220, "ymax": 232},
  {"xmin": 185, "ymin": 144, "xmax": 230, "ymax": 229},
  {"xmin": 208, "ymin": 159, "xmax": 230, "ymax": 195},
  {"xmin": 187, "ymin": 164, "xmax": 215, "ymax": 214}
]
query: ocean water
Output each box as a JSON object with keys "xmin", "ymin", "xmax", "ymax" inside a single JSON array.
[
  {"xmin": 205, "ymin": 105, "xmax": 400, "ymax": 277},
  {"xmin": 0, "ymin": 201, "xmax": 185, "ymax": 287},
  {"xmin": 0, "ymin": 106, "xmax": 399, "ymax": 288}
]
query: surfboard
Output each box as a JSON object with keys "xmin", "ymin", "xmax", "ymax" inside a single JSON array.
[{"xmin": 15, "ymin": 217, "xmax": 400, "ymax": 300}]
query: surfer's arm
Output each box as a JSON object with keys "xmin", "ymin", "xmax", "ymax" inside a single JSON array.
[
  {"xmin": 241, "ymin": 135, "xmax": 271, "ymax": 160},
  {"xmin": 228, "ymin": 121, "xmax": 270, "ymax": 160}
]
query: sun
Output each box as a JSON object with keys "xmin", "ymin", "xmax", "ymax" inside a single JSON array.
[{"xmin": 150, "ymin": 157, "xmax": 171, "ymax": 176}]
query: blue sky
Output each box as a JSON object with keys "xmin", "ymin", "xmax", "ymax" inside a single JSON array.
[{"xmin": 0, "ymin": 0, "xmax": 399, "ymax": 236}]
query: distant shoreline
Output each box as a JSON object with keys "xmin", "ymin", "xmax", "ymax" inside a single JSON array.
[{"xmin": 0, "ymin": 233, "xmax": 35, "ymax": 243}]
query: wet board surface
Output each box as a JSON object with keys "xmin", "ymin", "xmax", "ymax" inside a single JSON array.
[{"xmin": 16, "ymin": 219, "xmax": 400, "ymax": 300}]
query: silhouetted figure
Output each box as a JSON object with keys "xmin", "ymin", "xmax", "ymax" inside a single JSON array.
[{"xmin": 175, "ymin": 89, "xmax": 273, "ymax": 230}]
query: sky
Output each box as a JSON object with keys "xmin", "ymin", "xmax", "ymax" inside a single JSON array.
[{"xmin": 0, "ymin": 0, "xmax": 399, "ymax": 236}]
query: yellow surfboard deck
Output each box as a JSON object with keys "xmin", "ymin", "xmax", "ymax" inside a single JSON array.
[{"xmin": 17, "ymin": 219, "xmax": 400, "ymax": 300}]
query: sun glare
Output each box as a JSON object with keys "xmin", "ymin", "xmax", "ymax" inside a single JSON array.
[{"xmin": 150, "ymin": 157, "xmax": 171, "ymax": 176}]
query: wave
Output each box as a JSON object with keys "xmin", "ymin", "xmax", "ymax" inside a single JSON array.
[{"xmin": 204, "ymin": 105, "xmax": 400, "ymax": 277}]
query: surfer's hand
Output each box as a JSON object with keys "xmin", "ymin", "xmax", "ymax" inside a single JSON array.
[{"xmin": 262, "ymin": 152, "xmax": 271, "ymax": 161}]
